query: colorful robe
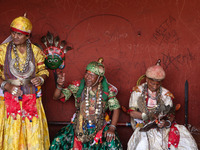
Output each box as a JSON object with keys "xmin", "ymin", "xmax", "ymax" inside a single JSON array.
[
  {"xmin": 50, "ymin": 80, "xmax": 123, "ymax": 150},
  {"xmin": 0, "ymin": 42, "xmax": 50, "ymax": 150}
]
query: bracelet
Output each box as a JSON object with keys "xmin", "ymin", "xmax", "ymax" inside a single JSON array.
[
  {"xmin": 142, "ymin": 113, "xmax": 148, "ymax": 121},
  {"xmin": 1, "ymin": 81, "xmax": 8, "ymax": 90},
  {"xmin": 56, "ymin": 85, "xmax": 63, "ymax": 90},
  {"xmin": 165, "ymin": 120, "xmax": 171, "ymax": 128},
  {"xmin": 109, "ymin": 124, "xmax": 116, "ymax": 130},
  {"xmin": 39, "ymin": 76, "xmax": 44, "ymax": 85}
]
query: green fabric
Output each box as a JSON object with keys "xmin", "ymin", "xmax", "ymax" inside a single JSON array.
[
  {"xmin": 76, "ymin": 77, "xmax": 108, "ymax": 101},
  {"xmin": 76, "ymin": 79, "xmax": 85, "ymax": 98},
  {"xmin": 108, "ymin": 97, "xmax": 121, "ymax": 111},
  {"xmin": 62, "ymin": 79, "xmax": 120, "ymax": 111},
  {"xmin": 101, "ymin": 76, "xmax": 108, "ymax": 101},
  {"xmin": 62, "ymin": 83, "xmax": 80, "ymax": 103},
  {"xmin": 86, "ymin": 61, "xmax": 105, "ymax": 76},
  {"xmin": 49, "ymin": 124, "xmax": 123, "ymax": 150}
]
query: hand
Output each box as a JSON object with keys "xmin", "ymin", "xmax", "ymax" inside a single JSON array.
[
  {"xmin": 157, "ymin": 119, "xmax": 166, "ymax": 128},
  {"xmin": 104, "ymin": 126, "xmax": 116, "ymax": 142},
  {"xmin": 10, "ymin": 86, "xmax": 23, "ymax": 97},
  {"xmin": 57, "ymin": 72, "xmax": 65, "ymax": 87},
  {"xmin": 5, "ymin": 83, "xmax": 23, "ymax": 97},
  {"xmin": 31, "ymin": 76, "xmax": 43, "ymax": 86}
]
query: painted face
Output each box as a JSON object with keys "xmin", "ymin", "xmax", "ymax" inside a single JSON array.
[
  {"xmin": 45, "ymin": 55, "xmax": 63, "ymax": 70},
  {"xmin": 11, "ymin": 31, "xmax": 29, "ymax": 45},
  {"xmin": 84, "ymin": 71, "xmax": 99, "ymax": 87},
  {"xmin": 146, "ymin": 78, "xmax": 161, "ymax": 92}
]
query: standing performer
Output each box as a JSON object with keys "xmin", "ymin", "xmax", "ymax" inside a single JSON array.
[
  {"xmin": 50, "ymin": 58, "xmax": 123, "ymax": 150},
  {"xmin": 127, "ymin": 60, "xmax": 198, "ymax": 150},
  {"xmin": 0, "ymin": 15, "xmax": 50, "ymax": 149}
]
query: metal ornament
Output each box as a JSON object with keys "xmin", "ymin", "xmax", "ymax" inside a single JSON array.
[
  {"xmin": 74, "ymin": 83, "xmax": 105, "ymax": 143},
  {"xmin": 12, "ymin": 40, "xmax": 31, "ymax": 73},
  {"xmin": 9, "ymin": 40, "xmax": 34, "ymax": 79},
  {"xmin": 9, "ymin": 58, "xmax": 34, "ymax": 79}
]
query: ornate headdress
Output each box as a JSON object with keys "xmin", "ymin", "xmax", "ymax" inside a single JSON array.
[
  {"xmin": 86, "ymin": 57, "xmax": 105, "ymax": 76},
  {"xmin": 10, "ymin": 13, "xmax": 32, "ymax": 35},
  {"xmin": 146, "ymin": 59, "xmax": 165, "ymax": 81},
  {"xmin": 41, "ymin": 31, "xmax": 72, "ymax": 70}
]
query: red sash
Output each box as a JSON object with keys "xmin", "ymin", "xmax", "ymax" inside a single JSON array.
[
  {"xmin": 168, "ymin": 122, "xmax": 180, "ymax": 148},
  {"xmin": 4, "ymin": 92, "xmax": 38, "ymax": 121}
]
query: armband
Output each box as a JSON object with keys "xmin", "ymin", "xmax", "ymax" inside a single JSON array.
[
  {"xmin": 109, "ymin": 124, "xmax": 116, "ymax": 130},
  {"xmin": 142, "ymin": 113, "xmax": 148, "ymax": 121},
  {"xmin": 39, "ymin": 76, "xmax": 44, "ymax": 85},
  {"xmin": 165, "ymin": 120, "xmax": 171, "ymax": 128},
  {"xmin": 1, "ymin": 81, "xmax": 7, "ymax": 90},
  {"xmin": 56, "ymin": 85, "xmax": 63, "ymax": 90}
]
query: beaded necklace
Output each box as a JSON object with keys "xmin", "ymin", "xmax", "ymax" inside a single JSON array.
[
  {"xmin": 12, "ymin": 40, "xmax": 31, "ymax": 73},
  {"xmin": 74, "ymin": 83, "xmax": 105, "ymax": 143},
  {"xmin": 138, "ymin": 83, "xmax": 163, "ymax": 121}
]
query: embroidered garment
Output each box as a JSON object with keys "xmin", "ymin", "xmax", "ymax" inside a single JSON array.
[
  {"xmin": 0, "ymin": 42, "xmax": 50, "ymax": 150},
  {"xmin": 50, "ymin": 79, "xmax": 122, "ymax": 150},
  {"xmin": 127, "ymin": 83, "xmax": 198, "ymax": 150}
]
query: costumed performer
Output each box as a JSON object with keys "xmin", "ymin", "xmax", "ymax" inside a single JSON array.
[
  {"xmin": 0, "ymin": 14, "xmax": 50, "ymax": 149},
  {"xmin": 50, "ymin": 58, "xmax": 123, "ymax": 150},
  {"xmin": 127, "ymin": 60, "xmax": 198, "ymax": 150}
]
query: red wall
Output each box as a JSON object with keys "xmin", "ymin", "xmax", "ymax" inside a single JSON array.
[{"xmin": 0, "ymin": 0, "xmax": 199, "ymax": 148}]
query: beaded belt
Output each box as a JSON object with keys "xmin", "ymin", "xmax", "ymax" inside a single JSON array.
[{"xmin": 7, "ymin": 79, "xmax": 32, "ymax": 86}]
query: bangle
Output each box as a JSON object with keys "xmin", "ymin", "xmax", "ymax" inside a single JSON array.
[
  {"xmin": 142, "ymin": 113, "xmax": 148, "ymax": 121},
  {"xmin": 39, "ymin": 76, "xmax": 44, "ymax": 85},
  {"xmin": 56, "ymin": 85, "xmax": 63, "ymax": 90},
  {"xmin": 1, "ymin": 81, "xmax": 7, "ymax": 90},
  {"xmin": 165, "ymin": 120, "xmax": 171, "ymax": 128},
  {"xmin": 109, "ymin": 124, "xmax": 116, "ymax": 130}
]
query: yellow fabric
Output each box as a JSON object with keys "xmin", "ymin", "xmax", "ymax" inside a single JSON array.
[
  {"xmin": 0, "ymin": 43, "xmax": 50, "ymax": 149},
  {"xmin": 10, "ymin": 16, "xmax": 32, "ymax": 34},
  {"xmin": 0, "ymin": 98, "xmax": 50, "ymax": 150},
  {"xmin": 0, "ymin": 43, "xmax": 49, "ymax": 79}
]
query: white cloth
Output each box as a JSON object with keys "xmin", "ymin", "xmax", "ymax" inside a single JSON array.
[
  {"xmin": 129, "ymin": 83, "xmax": 172, "ymax": 130},
  {"xmin": 1, "ymin": 35, "xmax": 12, "ymax": 44},
  {"xmin": 128, "ymin": 125, "xmax": 198, "ymax": 150},
  {"xmin": 128, "ymin": 83, "xmax": 198, "ymax": 150}
]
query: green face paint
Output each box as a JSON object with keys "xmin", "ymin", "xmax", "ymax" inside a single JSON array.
[{"xmin": 45, "ymin": 55, "xmax": 63, "ymax": 70}]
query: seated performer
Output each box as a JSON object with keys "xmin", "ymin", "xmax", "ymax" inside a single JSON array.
[
  {"xmin": 127, "ymin": 60, "xmax": 198, "ymax": 150},
  {"xmin": 50, "ymin": 58, "xmax": 123, "ymax": 150}
]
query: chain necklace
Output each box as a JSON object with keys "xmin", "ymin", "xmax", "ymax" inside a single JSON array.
[
  {"xmin": 12, "ymin": 40, "xmax": 31, "ymax": 73},
  {"xmin": 140, "ymin": 83, "xmax": 162, "ymax": 119},
  {"xmin": 85, "ymin": 84, "xmax": 102, "ymax": 125},
  {"xmin": 148, "ymin": 89, "xmax": 160, "ymax": 100},
  {"xmin": 74, "ymin": 84, "xmax": 105, "ymax": 143}
]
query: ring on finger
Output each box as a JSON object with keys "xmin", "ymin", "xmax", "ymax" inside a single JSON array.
[
  {"xmin": 107, "ymin": 133, "xmax": 111, "ymax": 137},
  {"xmin": 12, "ymin": 91, "xmax": 17, "ymax": 95},
  {"xmin": 14, "ymin": 87, "xmax": 18, "ymax": 91}
]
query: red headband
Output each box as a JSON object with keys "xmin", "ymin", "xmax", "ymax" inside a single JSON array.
[{"xmin": 11, "ymin": 27, "xmax": 30, "ymax": 35}]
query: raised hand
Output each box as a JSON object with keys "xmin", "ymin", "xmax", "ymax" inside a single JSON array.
[{"xmin": 57, "ymin": 71, "xmax": 65, "ymax": 87}]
